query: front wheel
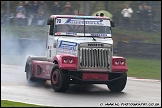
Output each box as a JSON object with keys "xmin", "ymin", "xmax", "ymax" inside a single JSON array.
[
  {"xmin": 107, "ymin": 72, "xmax": 127, "ymax": 92},
  {"xmin": 50, "ymin": 65, "xmax": 69, "ymax": 92}
]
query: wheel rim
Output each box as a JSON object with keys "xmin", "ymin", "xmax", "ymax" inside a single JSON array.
[{"xmin": 52, "ymin": 69, "xmax": 60, "ymax": 86}]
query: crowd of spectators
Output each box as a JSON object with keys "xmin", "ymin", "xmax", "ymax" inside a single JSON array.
[
  {"xmin": 1, "ymin": 1, "xmax": 160, "ymax": 32},
  {"xmin": 120, "ymin": 3, "xmax": 156, "ymax": 32},
  {"xmin": 135, "ymin": 3, "xmax": 155, "ymax": 32},
  {"xmin": 1, "ymin": 1, "xmax": 75, "ymax": 27}
]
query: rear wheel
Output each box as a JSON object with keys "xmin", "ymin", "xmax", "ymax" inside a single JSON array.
[
  {"xmin": 107, "ymin": 72, "xmax": 127, "ymax": 92},
  {"xmin": 26, "ymin": 62, "xmax": 35, "ymax": 82},
  {"xmin": 50, "ymin": 65, "xmax": 69, "ymax": 92},
  {"xmin": 25, "ymin": 56, "xmax": 47, "ymax": 83}
]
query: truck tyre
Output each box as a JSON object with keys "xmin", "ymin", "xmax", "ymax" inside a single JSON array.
[
  {"xmin": 107, "ymin": 72, "xmax": 127, "ymax": 92},
  {"xmin": 50, "ymin": 64, "xmax": 69, "ymax": 92},
  {"xmin": 26, "ymin": 61, "xmax": 35, "ymax": 82},
  {"xmin": 25, "ymin": 56, "xmax": 47, "ymax": 83}
]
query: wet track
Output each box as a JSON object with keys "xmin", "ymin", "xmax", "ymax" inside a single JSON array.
[{"xmin": 1, "ymin": 64, "xmax": 161, "ymax": 107}]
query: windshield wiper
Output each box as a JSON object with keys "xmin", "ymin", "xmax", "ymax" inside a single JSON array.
[{"xmin": 92, "ymin": 36, "xmax": 96, "ymax": 41}]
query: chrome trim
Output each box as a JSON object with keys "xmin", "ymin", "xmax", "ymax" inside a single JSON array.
[{"xmin": 79, "ymin": 46, "xmax": 112, "ymax": 71}]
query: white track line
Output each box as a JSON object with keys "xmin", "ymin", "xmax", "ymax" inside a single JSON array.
[{"xmin": 128, "ymin": 77, "xmax": 161, "ymax": 82}]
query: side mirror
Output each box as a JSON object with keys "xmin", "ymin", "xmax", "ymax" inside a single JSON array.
[
  {"xmin": 47, "ymin": 18, "xmax": 54, "ymax": 35},
  {"xmin": 47, "ymin": 18, "xmax": 52, "ymax": 25},
  {"xmin": 110, "ymin": 21, "xmax": 115, "ymax": 27}
]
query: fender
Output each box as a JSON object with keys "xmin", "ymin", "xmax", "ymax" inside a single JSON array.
[
  {"xmin": 52, "ymin": 54, "xmax": 78, "ymax": 70},
  {"xmin": 112, "ymin": 56, "xmax": 128, "ymax": 72}
]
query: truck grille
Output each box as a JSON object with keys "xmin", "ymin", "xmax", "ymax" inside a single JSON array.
[{"xmin": 80, "ymin": 48, "xmax": 110, "ymax": 69}]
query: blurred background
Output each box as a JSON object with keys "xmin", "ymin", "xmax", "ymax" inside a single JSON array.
[
  {"xmin": 1, "ymin": 1, "xmax": 161, "ymax": 31},
  {"xmin": 1, "ymin": 1, "xmax": 161, "ymax": 80}
]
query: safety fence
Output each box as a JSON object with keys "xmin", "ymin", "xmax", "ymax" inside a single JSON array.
[{"xmin": 116, "ymin": 41, "xmax": 161, "ymax": 59}]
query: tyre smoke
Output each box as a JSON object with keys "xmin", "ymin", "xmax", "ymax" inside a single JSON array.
[{"xmin": 1, "ymin": 27, "xmax": 46, "ymax": 66}]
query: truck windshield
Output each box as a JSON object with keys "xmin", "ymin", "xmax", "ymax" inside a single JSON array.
[{"xmin": 55, "ymin": 18, "xmax": 111, "ymax": 37}]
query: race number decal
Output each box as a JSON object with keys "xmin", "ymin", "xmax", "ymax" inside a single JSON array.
[{"xmin": 56, "ymin": 19, "xmax": 61, "ymax": 23}]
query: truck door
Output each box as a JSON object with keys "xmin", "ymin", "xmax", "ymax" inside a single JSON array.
[
  {"xmin": 46, "ymin": 18, "xmax": 56, "ymax": 60},
  {"xmin": 47, "ymin": 36, "xmax": 54, "ymax": 60}
]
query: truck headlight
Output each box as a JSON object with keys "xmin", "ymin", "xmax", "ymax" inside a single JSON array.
[
  {"xmin": 69, "ymin": 58, "xmax": 74, "ymax": 63},
  {"xmin": 115, "ymin": 60, "xmax": 119, "ymax": 65},
  {"xmin": 113, "ymin": 58, "xmax": 126, "ymax": 66},
  {"xmin": 63, "ymin": 58, "xmax": 68, "ymax": 63},
  {"xmin": 62, "ymin": 57, "xmax": 75, "ymax": 64},
  {"xmin": 120, "ymin": 60, "xmax": 125, "ymax": 65}
]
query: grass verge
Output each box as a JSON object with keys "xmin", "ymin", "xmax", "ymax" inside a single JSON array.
[
  {"xmin": 1, "ymin": 100, "xmax": 50, "ymax": 107},
  {"xmin": 126, "ymin": 57, "xmax": 161, "ymax": 80}
]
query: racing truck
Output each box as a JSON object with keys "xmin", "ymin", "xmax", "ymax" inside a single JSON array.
[{"xmin": 25, "ymin": 13, "xmax": 128, "ymax": 92}]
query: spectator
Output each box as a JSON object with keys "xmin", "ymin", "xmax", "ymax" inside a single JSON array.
[
  {"xmin": 31, "ymin": 1, "xmax": 39, "ymax": 26},
  {"xmin": 16, "ymin": 2, "xmax": 26, "ymax": 26},
  {"xmin": 37, "ymin": 11, "xmax": 45, "ymax": 26},
  {"xmin": 52, "ymin": 1, "xmax": 61, "ymax": 15},
  {"xmin": 24, "ymin": 1, "xmax": 31, "ymax": 17},
  {"xmin": 142, "ymin": 4, "xmax": 154, "ymax": 32},
  {"xmin": 121, "ymin": 4, "xmax": 133, "ymax": 30},
  {"xmin": 61, "ymin": 4, "xmax": 75, "ymax": 15},
  {"xmin": 38, "ymin": 1, "xmax": 48, "ymax": 25},
  {"xmin": 16, "ymin": 2, "xmax": 26, "ymax": 15},
  {"xmin": 24, "ymin": 1, "xmax": 32, "ymax": 26},
  {"xmin": 32, "ymin": 1, "xmax": 39, "ymax": 15},
  {"xmin": 16, "ymin": 10, "xmax": 26, "ymax": 26},
  {"xmin": 38, "ymin": 1, "xmax": 48, "ymax": 16},
  {"xmin": 135, "ymin": 5, "xmax": 144, "ymax": 31}
]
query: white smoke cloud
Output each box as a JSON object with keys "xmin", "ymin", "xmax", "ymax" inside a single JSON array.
[{"xmin": 1, "ymin": 27, "xmax": 46, "ymax": 66}]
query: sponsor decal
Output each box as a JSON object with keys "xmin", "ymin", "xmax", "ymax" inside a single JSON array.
[
  {"xmin": 65, "ymin": 19, "xmax": 103, "ymax": 25},
  {"xmin": 91, "ymin": 33, "xmax": 107, "ymax": 36},
  {"xmin": 56, "ymin": 18, "xmax": 110, "ymax": 26},
  {"xmin": 88, "ymin": 43, "xmax": 103, "ymax": 47},
  {"xmin": 58, "ymin": 40, "xmax": 77, "ymax": 50},
  {"xmin": 57, "ymin": 40, "xmax": 78, "ymax": 56},
  {"xmin": 66, "ymin": 32, "xmax": 77, "ymax": 35},
  {"xmin": 82, "ymin": 73, "xmax": 108, "ymax": 80}
]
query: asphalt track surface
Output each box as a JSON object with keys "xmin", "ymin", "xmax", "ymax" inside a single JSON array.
[{"xmin": 1, "ymin": 64, "xmax": 161, "ymax": 107}]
